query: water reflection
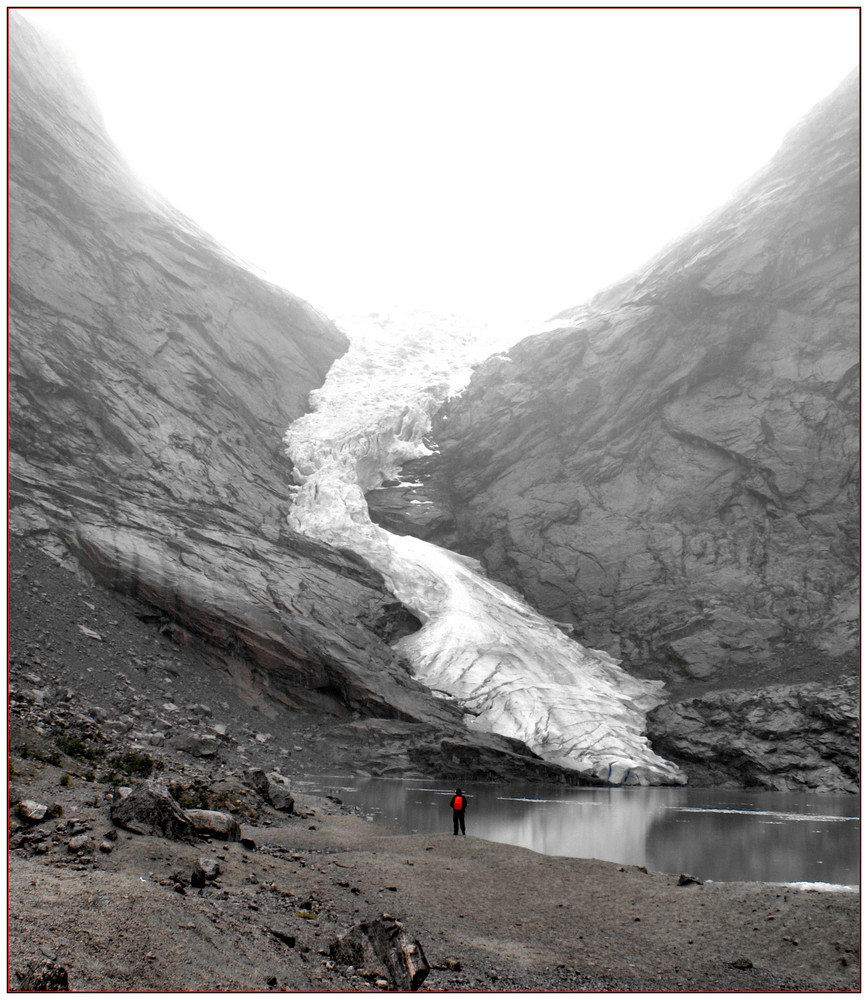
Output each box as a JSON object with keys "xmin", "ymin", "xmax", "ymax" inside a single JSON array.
[{"xmin": 303, "ymin": 777, "xmax": 858, "ymax": 886}]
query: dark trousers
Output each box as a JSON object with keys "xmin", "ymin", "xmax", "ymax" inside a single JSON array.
[{"xmin": 453, "ymin": 810, "xmax": 465, "ymax": 835}]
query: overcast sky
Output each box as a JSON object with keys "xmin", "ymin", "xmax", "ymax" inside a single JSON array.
[{"xmin": 19, "ymin": 7, "xmax": 859, "ymax": 324}]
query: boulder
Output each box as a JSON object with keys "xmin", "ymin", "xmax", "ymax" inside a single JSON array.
[
  {"xmin": 248, "ymin": 768, "xmax": 295, "ymax": 814},
  {"xmin": 67, "ymin": 834, "xmax": 94, "ymax": 854},
  {"xmin": 185, "ymin": 809, "xmax": 242, "ymax": 842},
  {"xmin": 168, "ymin": 733, "xmax": 220, "ymax": 759},
  {"xmin": 195, "ymin": 857, "xmax": 221, "ymax": 880},
  {"xmin": 247, "ymin": 767, "xmax": 270, "ymax": 798},
  {"xmin": 330, "ymin": 914, "xmax": 429, "ymax": 991},
  {"xmin": 16, "ymin": 800, "xmax": 51, "ymax": 825},
  {"xmin": 109, "ymin": 780, "xmax": 193, "ymax": 840},
  {"xmin": 264, "ymin": 774, "xmax": 295, "ymax": 814},
  {"xmin": 191, "ymin": 856, "xmax": 221, "ymax": 888}
]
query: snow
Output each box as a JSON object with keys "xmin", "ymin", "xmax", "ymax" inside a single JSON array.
[{"xmin": 284, "ymin": 311, "xmax": 685, "ymax": 786}]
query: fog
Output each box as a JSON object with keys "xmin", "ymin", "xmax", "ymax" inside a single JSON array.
[{"xmin": 18, "ymin": 8, "xmax": 859, "ymax": 323}]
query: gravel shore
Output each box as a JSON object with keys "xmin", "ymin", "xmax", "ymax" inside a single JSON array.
[{"xmin": 8, "ymin": 537, "xmax": 860, "ymax": 993}]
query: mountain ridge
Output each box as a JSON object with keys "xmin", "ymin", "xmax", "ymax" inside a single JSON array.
[
  {"xmin": 9, "ymin": 11, "xmax": 583, "ymax": 782},
  {"xmin": 370, "ymin": 70, "xmax": 859, "ymax": 790}
]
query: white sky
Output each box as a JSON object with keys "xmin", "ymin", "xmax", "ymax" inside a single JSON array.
[{"xmin": 17, "ymin": 7, "xmax": 860, "ymax": 324}]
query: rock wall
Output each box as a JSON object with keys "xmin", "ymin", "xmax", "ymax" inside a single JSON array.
[
  {"xmin": 646, "ymin": 677, "xmax": 858, "ymax": 794},
  {"xmin": 414, "ymin": 74, "xmax": 859, "ymax": 789}
]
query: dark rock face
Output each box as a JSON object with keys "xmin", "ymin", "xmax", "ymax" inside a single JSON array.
[
  {"xmin": 7, "ymin": 15, "xmax": 465, "ymax": 741},
  {"xmin": 647, "ymin": 677, "xmax": 858, "ymax": 793},
  {"xmin": 423, "ymin": 74, "xmax": 858, "ymax": 788},
  {"xmin": 366, "ymin": 454, "xmax": 458, "ymax": 547},
  {"xmin": 328, "ymin": 718, "xmax": 602, "ymax": 784}
]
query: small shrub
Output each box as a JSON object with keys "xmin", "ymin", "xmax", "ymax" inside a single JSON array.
[
  {"xmin": 169, "ymin": 780, "xmax": 210, "ymax": 810},
  {"xmin": 107, "ymin": 752, "xmax": 154, "ymax": 779},
  {"xmin": 54, "ymin": 732, "xmax": 106, "ymax": 764},
  {"xmin": 60, "ymin": 773, "xmax": 71, "ymax": 787}
]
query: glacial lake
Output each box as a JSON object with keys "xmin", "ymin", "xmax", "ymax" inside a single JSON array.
[{"xmin": 300, "ymin": 777, "xmax": 859, "ymax": 887}]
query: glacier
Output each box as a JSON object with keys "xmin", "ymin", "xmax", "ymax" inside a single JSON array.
[{"xmin": 284, "ymin": 312, "xmax": 685, "ymax": 786}]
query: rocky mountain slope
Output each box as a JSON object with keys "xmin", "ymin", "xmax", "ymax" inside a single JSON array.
[
  {"xmin": 373, "ymin": 73, "xmax": 859, "ymax": 791},
  {"xmin": 8, "ymin": 13, "xmax": 572, "ymax": 782}
]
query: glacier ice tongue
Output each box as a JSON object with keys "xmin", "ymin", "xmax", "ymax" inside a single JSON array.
[{"xmin": 284, "ymin": 312, "xmax": 685, "ymax": 786}]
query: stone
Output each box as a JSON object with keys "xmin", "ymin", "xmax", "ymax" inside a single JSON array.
[
  {"xmin": 191, "ymin": 856, "xmax": 221, "ymax": 887},
  {"xmin": 265, "ymin": 774, "xmax": 295, "ymax": 814},
  {"xmin": 249, "ymin": 768, "xmax": 295, "ymax": 814},
  {"xmin": 169, "ymin": 733, "xmax": 220, "ymax": 759},
  {"xmin": 16, "ymin": 800, "xmax": 49, "ymax": 824},
  {"xmin": 247, "ymin": 768, "xmax": 270, "ymax": 798},
  {"xmin": 185, "ymin": 809, "xmax": 242, "ymax": 842},
  {"xmin": 677, "ymin": 873, "xmax": 703, "ymax": 887},
  {"xmin": 67, "ymin": 834, "xmax": 93, "ymax": 853},
  {"xmin": 330, "ymin": 914, "xmax": 429, "ymax": 991},
  {"xmin": 109, "ymin": 779, "xmax": 194, "ymax": 840},
  {"xmin": 266, "ymin": 926, "xmax": 297, "ymax": 947}
]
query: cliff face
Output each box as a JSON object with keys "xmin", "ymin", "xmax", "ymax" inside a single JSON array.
[
  {"xmin": 9, "ymin": 14, "xmax": 518, "ymax": 763},
  {"xmin": 412, "ymin": 74, "xmax": 858, "ymax": 789}
]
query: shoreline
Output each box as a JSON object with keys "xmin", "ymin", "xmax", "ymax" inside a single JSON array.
[
  {"xmin": 9, "ymin": 788, "xmax": 861, "ymax": 993},
  {"xmin": 8, "ymin": 536, "xmax": 860, "ymax": 992},
  {"xmin": 295, "ymin": 771, "xmax": 859, "ymax": 890}
]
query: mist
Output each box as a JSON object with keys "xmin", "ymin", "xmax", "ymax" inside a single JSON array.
[{"xmin": 17, "ymin": 7, "xmax": 858, "ymax": 323}]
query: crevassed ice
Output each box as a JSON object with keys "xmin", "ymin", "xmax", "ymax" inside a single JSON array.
[{"xmin": 284, "ymin": 311, "xmax": 685, "ymax": 786}]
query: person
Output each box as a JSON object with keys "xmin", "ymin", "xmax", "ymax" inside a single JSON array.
[{"xmin": 450, "ymin": 787, "xmax": 467, "ymax": 836}]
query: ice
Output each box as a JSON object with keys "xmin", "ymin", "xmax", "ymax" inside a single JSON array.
[{"xmin": 284, "ymin": 311, "xmax": 685, "ymax": 785}]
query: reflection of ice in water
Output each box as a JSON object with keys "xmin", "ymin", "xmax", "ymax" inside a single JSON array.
[
  {"xmin": 284, "ymin": 312, "xmax": 684, "ymax": 786},
  {"xmin": 304, "ymin": 777, "xmax": 858, "ymax": 885},
  {"xmin": 669, "ymin": 807, "xmax": 857, "ymax": 822},
  {"xmin": 496, "ymin": 797, "xmax": 601, "ymax": 805}
]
